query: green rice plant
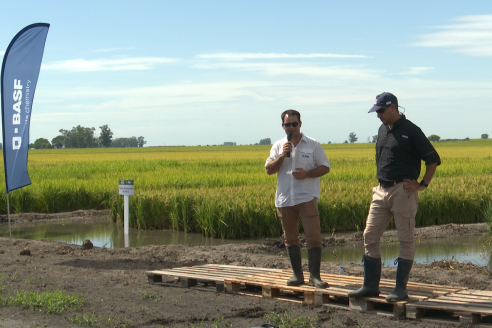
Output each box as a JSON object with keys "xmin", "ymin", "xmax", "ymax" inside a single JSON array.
[
  {"xmin": 483, "ymin": 197, "xmax": 492, "ymax": 233},
  {"xmin": 0, "ymin": 139, "xmax": 491, "ymax": 238}
]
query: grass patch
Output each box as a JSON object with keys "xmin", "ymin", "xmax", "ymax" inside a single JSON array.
[
  {"xmin": 0, "ymin": 290, "xmax": 84, "ymax": 314},
  {"xmin": 138, "ymin": 290, "xmax": 158, "ymax": 301},
  {"xmin": 25, "ymin": 275, "xmax": 41, "ymax": 285},
  {"xmin": 263, "ymin": 310, "xmax": 319, "ymax": 328}
]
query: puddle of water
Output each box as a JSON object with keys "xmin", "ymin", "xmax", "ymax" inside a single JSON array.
[
  {"xmin": 311, "ymin": 234, "xmax": 492, "ymax": 267},
  {"xmin": 0, "ymin": 218, "xmax": 265, "ymax": 248},
  {"xmin": 1, "ymin": 218, "xmax": 491, "ymax": 267}
]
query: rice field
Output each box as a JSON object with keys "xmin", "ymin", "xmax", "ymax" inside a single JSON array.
[{"xmin": 0, "ymin": 139, "xmax": 491, "ymax": 238}]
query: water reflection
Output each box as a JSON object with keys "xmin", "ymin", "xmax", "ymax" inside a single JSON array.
[
  {"xmin": 0, "ymin": 218, "xmax": 265, "ymax": 248},
  {"xmin": 1, "ymin": 218, "xmax": 491, "ymax": 268},
  {"xmin": 307, "ymin": 234, "xmax": 492, "ymax": 267}
]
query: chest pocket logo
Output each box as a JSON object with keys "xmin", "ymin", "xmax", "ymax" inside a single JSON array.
[{"xmin": 300, "ymin": 148, "xmax": 314, "ymax": 162}]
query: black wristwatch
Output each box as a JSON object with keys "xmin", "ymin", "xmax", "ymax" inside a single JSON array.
[{"xmin": 420, "ymin": 180, "xmax": 429, "ymax": 188}]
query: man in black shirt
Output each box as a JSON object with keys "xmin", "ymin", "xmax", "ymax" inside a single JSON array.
[{"xmin": 348, "ymin": 92, "xmax": 440, "ymax": 302}]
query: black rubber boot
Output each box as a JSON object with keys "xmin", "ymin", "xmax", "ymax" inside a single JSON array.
[
  {"xmin": 386, "ymin": 258, "xmax": 413, "ymax": 302},
  {"xmin": 286, "ymin": 246, "xmax": 304, "ymax": 286},
  {"xmin": 347, "ymin": 254, "xmax": 381, "ymax": 298},
  {"xmin": 307, "ymin": 247, "xmax": 329, "ymax": 288}
]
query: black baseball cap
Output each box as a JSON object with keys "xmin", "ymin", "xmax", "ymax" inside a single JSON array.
[{"xmin": 368, "ymin": 92, "xmax": 398, "ymax": 113}]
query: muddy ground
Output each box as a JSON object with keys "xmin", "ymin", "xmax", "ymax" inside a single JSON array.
[{"xmin": 0, "ymin": 211, "xmax": 491, "ymax": 328}]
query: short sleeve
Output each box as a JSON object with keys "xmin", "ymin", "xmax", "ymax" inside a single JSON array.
[
  {"xmin": 313, "ymin": 142, "xmax": 331, "ymax": 169},
  {"xmin": 265, "ymin": 142, "xmax": 281, "ymax": 168}
]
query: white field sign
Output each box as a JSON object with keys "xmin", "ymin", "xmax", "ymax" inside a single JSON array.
[{"xmin": 119, "ymin": 180, "xmax": 134, "ymax": 244}]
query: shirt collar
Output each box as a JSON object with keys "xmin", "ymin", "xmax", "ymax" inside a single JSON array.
[{"xmin": 387, "ymin": 114, "xmax": 407, "ymax": 130}]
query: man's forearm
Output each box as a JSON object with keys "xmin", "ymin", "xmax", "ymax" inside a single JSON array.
[
  {"xmin": 307, "ymin": 165, "xmax": 330, "ymax": 178},
  {"xmin": 421, "ymin": 162, "xmax": 438, "ymax": 185},
  {"xmin": 266, "ymin": 155, "xmax": 285, "ymax": 175}
]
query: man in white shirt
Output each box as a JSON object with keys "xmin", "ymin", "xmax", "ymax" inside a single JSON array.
[{"xmin": 265, "ymin": 109, "xmax": 331, "ymax": 288}]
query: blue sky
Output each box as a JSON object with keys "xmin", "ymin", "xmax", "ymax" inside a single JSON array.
[{"xmin": 1, "ymin": 1, "xmax": 491, "ymax": 146}]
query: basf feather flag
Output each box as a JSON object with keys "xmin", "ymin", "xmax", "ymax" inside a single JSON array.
[{"xmin": 1, "ymin": 23, "xmax": 50, "ymax": 193}]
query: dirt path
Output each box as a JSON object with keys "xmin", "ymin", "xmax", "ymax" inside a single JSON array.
[{"xmin": 0, "ymin": 211, "xmax": 491, "ymax": 327}]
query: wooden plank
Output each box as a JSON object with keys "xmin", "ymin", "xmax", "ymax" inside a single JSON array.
[
  {"xmin": 393, "ymin": 303, "xmax": 406, "ymax": 318},
  {"xmin": 459, "ymin": 313, "xmax": 481, "ymax": 325},
  {"xmin": 408, "ymin": 301, "xmax": 492, "ymax": 315},
  {"xmin": 303, "ymin": 291, "xmax": 315, "ymax": 305},
  {"xmin": 148, "ymin": 270, "xmax": 257, "ymax": 281},
  {"xmin": 180, "ymin": 278, "xmax": 197, "ymax": 288},
  {"xmin": 262, "ymin": 285, "xmax": 280, "ymax": 298},
  {"xmin": 200, "ymin": 264, "xmax": 282, "ymax": 272},
  {"xmin": 315, "ymin": 292, "xmax": 330, "ymax": 305},
  {"xmin": 151, "ymin": 267, "xmax": 268, "ymax": 276},
  {"xmin": 405, "ymin": 305, "xmax": 425, "ymax": 320},
  {"xmin": 349, "ymin": 298, "xmax": 374, "ymax": 312},
  {"xmin": 225, "ymin": 281, "xmax": 241, "ymax": 293}
]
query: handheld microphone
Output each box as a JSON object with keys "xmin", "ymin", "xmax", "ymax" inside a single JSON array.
[{"xmin": 286, "ymin": 133, "xmax": 292, "ymax": 158}]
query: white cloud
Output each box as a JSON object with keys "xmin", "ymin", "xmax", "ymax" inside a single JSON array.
[
  {"xmin": 399, "ymin": 67, "xmax": 434, "ymax": 75},
  {"xmin": 30, "ymin": 73, "xmax": 492, "ymax": 146},
  {"xmin": 193, "ymin": 62, "xmax": 378, "ymax": 79},
  {"xmin": 42, "ymin": 57, "xmax": 177, "ymax": 72},
  {"xmin": 0, "ymin": 51, "xmax": 4, "ymax": 56},
  {"xmin": 197, "ymin": 52, "xmax": 369, "ymax": 60},
  {"xmin": 412, "ymin": 15, "xmax": 492, "ymax": 56},
  {"xmin": 90, "ymin": 47, "xmax": 135, "ymax": 53}
]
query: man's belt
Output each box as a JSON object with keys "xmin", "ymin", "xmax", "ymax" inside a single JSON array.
[{"xmin": 379, "ymin": 180, "xmax": 404, "ymax": 188}]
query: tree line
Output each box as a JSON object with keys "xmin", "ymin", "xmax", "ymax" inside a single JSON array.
[{"xmin": 30, "ymin": 124, "xmax": 146, "ymax": 149}]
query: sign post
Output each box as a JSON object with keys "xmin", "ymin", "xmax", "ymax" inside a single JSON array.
[{"xmin": 119, "ymin": 180, "xmax": 134, "ymax": 247}]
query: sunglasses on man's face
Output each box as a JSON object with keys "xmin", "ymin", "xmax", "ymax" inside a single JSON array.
[
  {"xmin": 283, "ymin": 122, "xmax": 299, "ymax": 128},
  {"xmin": 376, "ymin": 106, "xmax": 387, "ymax": 114}
]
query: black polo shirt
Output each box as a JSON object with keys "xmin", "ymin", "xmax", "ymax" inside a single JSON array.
[{"xmin": 376, "ymin": 115, "xmax": 441, "ymax": 182}]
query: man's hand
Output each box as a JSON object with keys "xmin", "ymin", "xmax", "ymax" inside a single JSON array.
[
  {"xmin": 403, "ymin": 179, "xmax": 426, "ymax": 192},
  {"xmin": 293, "ymin": 168, "xmax": 309, "ymax": 180},
  {"xmin": 282, "ymin": 142, "xmax": 293, "ymax": 158}
]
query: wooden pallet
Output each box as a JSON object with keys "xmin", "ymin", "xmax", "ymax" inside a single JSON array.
[
  {"xmin": 224, "ymin": 270, "xmax": 464, "ymax": 317},
  {"xmin": 147, "ymin": 265, "xmax": 473, "ymax": 321},
  {"xmin": 406, "ymin": 289, "xmax": 492, "ymax": 326},
  {"xmin": 146, "ymin": 264, "xmax": 281, "ymax": 292}
]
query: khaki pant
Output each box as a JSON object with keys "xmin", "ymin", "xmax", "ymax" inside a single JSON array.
[
  {"xmin": 363, "ymin": 183, "xmax": 418, "ymax": 260},
  {"xmin": 276, "ymin": 198, "xmax": 322, "ymax": 249}
]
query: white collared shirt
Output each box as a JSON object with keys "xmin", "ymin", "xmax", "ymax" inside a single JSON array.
[{"xmin": 265, "ymin": 134, "xmax": 330, "ymax": 208}]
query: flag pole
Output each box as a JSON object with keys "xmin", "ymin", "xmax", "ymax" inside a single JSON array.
[{"xmin": 6, "ymin": 191, "xmax": 13, "ymax": 262}]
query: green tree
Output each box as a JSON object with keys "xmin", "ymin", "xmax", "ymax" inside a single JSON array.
[
  {"xmin": 372, "ymin": 135, "xmax": 378, "ymax": 143},
  {"xmin": 51, "ymin": 135, "xmax": 65, "ymax": 149},
  {"xmin": 259, "ymin": 138, "xmax": 271, "ymax": 145},
  {"xmin": 137, "ymin": 136, "xmax": 146, "ymax": 148},
  {"xmin": 482, "ymin": 134, "xmax": 489, "ymax": 139},
  {"xmin": 348, "ymin": 132, "xmax": 358, "ymax": 143},
  {"xmin": 428, "ymin": 134, "xmax": 441, "ymax": 142},
  {"xmin": 99, "ymin": 125, "xmax": 113, "ymax": 147},
  {"xmin": 32, "ymin": 138, "xmax": 53, "ymax": 149},
  {"xmin": 112, "ymin": 136, "xmax": 139, "ymax": 148},
  {"xmin": 59, "ymin": 126, "xmax": 98, "ymax": 148}
]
